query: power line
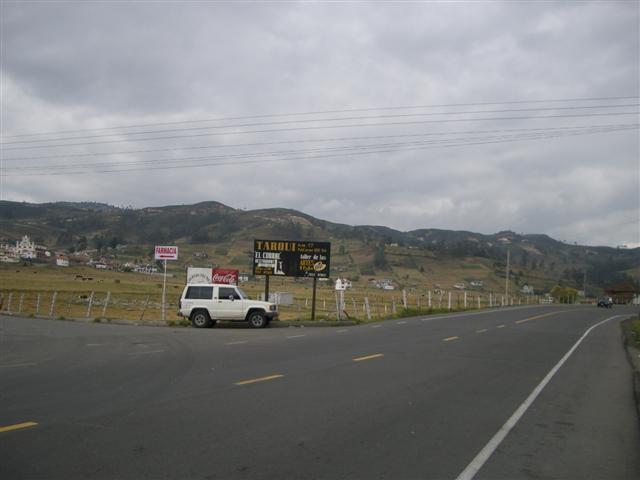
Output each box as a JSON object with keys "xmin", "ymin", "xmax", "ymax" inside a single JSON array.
[
  {"xmin": 3, "ymin": 124, "xmax": 632, "ymax": 177},
  {"xmin": 3, "ymin": 125, "xmax": 633, "ymax": 172},
  {"xmin": 2, "ymin": 103, "xmax": 637, "ymax": 146},
  {"xmin": 4, "ymin": 122, "xmax": 637, "ymax": 163},
  {"xmin": 4, "ymin": 95, "xmax": 638, "ymax": 139},
  {"xmin": 2, "ymin": 111, "xmax": 638, "ymax": 151}
]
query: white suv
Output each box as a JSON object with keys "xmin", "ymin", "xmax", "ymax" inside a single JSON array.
[{"xmin": 178, "ymin": 283, "xmax": 278, "ymax": 328}]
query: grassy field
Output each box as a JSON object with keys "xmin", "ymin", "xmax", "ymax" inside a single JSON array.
[{"xmin": 0, "ymin": 261, "xmax": 534, "ymax": 324}]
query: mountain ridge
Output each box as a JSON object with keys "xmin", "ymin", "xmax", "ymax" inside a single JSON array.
[{"xmin": 0, "ymin": 200, "xmax": 637, "ymax": 293}]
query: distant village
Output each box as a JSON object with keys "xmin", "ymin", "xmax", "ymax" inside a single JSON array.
[
  {"xmin": 1, "ymin": 235, "xmax": 543, "ymax": 295},
  {"xmin": 0, "ymin": 235, "xmax": 159, "ymax": 274}
]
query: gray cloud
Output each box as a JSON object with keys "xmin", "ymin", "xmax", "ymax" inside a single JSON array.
[{"xmin": 1, "ymin": 1, "xmax": 638, "ymax": 247}]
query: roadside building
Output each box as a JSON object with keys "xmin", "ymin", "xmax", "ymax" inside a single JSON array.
[
  {"xmin": 56, "ymin": 256, "xmax": 70, "ymax": 267},
  {"xmin": 605, "ymin": 282, "xmax": 640, "ymax": 304},
  {"xmin": 521, "ymin": 285, "xmax": 535, "ymax": 295}
]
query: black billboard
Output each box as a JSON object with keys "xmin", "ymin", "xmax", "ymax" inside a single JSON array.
[{"xmin": 253, "ymin": 239, "xmax": 331, "ymax": 278}]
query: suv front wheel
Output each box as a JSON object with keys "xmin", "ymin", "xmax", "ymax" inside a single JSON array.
[
  {"xmin": 247, "ymin": 311, "xmax": 267, "ymax": 328},
  {"xmin": 191, "ymin": 310, "xmax": 212, "ymax": 328}
]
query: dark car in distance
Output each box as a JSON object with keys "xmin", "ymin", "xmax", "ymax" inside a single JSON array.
[{"xmin": 597, "ymin": 297, "xmax": 613, "ymax": 308}]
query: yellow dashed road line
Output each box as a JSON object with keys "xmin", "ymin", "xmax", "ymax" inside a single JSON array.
[
  {"xmin": 234, "ymin": 374, "xmax": 284, "ymax": 386},
  {"xmin": 0, "ymin": 421, "xmax": 38, "ymax": 433},
  {"xmin": 515, "ymin": 311, "xmax": 562, "ymax": 324},
  {"xmin": 353, "ymin": 353, "xmax": 385, "ymax": 362}
]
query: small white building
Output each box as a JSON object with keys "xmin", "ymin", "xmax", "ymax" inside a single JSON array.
[
  {"xmin": 56, "ymin": 257, "xmax": 70, "ymax": 267},
  {"xmin": 521, "ymin": 285, "xmax": 535, "ymax": 295}
]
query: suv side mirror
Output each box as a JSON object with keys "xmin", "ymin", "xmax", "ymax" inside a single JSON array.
[{"xmin": 229, "ymin": 295, "xmax": 235, "ymax": 301}]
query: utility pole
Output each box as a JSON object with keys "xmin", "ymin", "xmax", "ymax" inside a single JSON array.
[{"xmin": 505, "ymin": 248, "xmax": 510, "ymax": 302}]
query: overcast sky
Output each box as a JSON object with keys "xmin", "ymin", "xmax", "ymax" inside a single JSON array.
[{"xmin": 1, "ymin": 1, "xmax": 638, "ymax": 247}]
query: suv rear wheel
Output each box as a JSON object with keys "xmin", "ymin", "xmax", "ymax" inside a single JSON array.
[
  {"xmin": 191, "ymin": 310, "xmax": 212, "ymax": 328},
  {"xmin": 247, "ymin": 311, "xmax": 267, "ymax": 328}
]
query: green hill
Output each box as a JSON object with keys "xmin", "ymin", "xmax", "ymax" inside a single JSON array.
[{"xmin": 0, "ymin": 200, "xmax": 637, "ymax": 295}]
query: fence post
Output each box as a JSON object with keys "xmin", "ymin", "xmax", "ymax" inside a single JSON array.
[
  {"xmin": 18, "ymin": 292, "xmax": 24, "ymax": 314},
  {"xmin": 49, "ymin": 292, "xmax": 57, "ymax": 318},
  {"xmin": 364, "ymin": 297, "xmax": 371, "ymax": 321},
  {"xmin": 36, "ymin": 293, "xmax": 41, "ymax": 315},
  {"xmin": 102, "ymin": 291, "xmax": 111, "ymax": 318},
  {"xmin": 65, "ymin": 294, "xmax": 73, "ymax": 316},
  {"xmin": 402, "ymin": 290, "xmax": 407, "ymax": 309},
  {"xmin": 428, "ymin": 290, "xmax": 432, "ymax": 308},
  {"xmin": 464, "ymin": 291, "xmax": 467, "ymax": 309},
  {"xmin": 477, "ymin": 295, "xmax": 481, "ymax": 309},
  {"xmin": 7, "ymin": 292, "xmax": 13, "ymax": 313},
  {"xmin": 86, "ymin": 291, "xmax": 95, "ymax": 318},
  {"xmin": 139, "ymin": 296, "xmax": 150, "ymax": 321},
  {"xmin": 352, "ymin": 298, "xmax": 357, "ymax": 318},
  {"xmin": 335, "ymin": 292, "xmax": 341, "ymax": 321},
  {"xmin": 448, "ymin": 292, "xmax": 452, "ymax": 310},
  {"xmin": 392, "ymin": 300, "xmax": 396, "ymax": 314}
]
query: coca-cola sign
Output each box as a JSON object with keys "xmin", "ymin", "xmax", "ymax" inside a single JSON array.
[{"xmin": 212, "ymin": 268, "xmax": 239, "ymax": 285}]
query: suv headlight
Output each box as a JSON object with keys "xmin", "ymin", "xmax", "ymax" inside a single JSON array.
[{"xmin": 269, "ymin": 304, "xmax": 277, "ymax": 311}]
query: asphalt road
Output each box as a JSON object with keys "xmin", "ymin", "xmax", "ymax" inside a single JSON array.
[{"xmin": 1, "ymin": 305, "xmax": 638, "ymax": 479}]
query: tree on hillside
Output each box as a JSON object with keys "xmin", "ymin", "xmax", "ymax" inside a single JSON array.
[
  {"xmin": 92, "ymin": 234, "xmax": 105, "ymax": 253},
  {"xmin": 373, "ymin": 243, "xmax": 388, "ymax": 270},
  {"xmin": 56, "ymin": 230, "xmax": 73, "ymax": 247},
  {"xmin": 550, "ymin": 285, "xmax": 579, "ymax": 303}
]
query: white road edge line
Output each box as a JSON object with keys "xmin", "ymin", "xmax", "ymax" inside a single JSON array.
[
  {"xmin": 286, "ymin": 334, "xmax": 306, "ymax": 339},
  {"xmin": 127, "ymin": 349, "xmax": 165, "ymax": 356},
  {"xmin": 455, "ymin": 314, "xmax": 624, "ymax": 480},
  {"xmin": 224, "ymin": 341, "xmax": 248, "ymax": 345}
]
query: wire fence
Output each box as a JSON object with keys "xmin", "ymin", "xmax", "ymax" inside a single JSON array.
[
  {"xmin": 0, "ymin": 288, "xmax": 539, "ymax": 324},
  {"xmin": 0, "ymin": 290, "xmax": 183, "ymax": 323}
]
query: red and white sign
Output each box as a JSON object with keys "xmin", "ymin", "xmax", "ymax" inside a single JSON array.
[
  {"xmin": 154, "ymin": 245, "xmax": 179, "ymax": 260},
  {"xmin": 212, "ymin": 268, "xmax": 239, "ymax": 285}
]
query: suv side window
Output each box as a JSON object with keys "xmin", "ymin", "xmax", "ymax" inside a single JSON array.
[
  {"xmin": 185, "ymin": 286, "xmax": 214, "ymax": 299},
  {"xmin": 219, "ymin": 287, "xmax": 241, "ymax": 300}
]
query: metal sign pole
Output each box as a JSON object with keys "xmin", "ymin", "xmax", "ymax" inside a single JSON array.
[
  {"xmin": 162, "ymin": 259, "xmax": 167, "ymax": 322},
  {"xmin": 264, "ymin": 275, "xmax": 270, "ymax": 302},
  {"xmin": 311, "ymin": 275, "xmax": 318, "ymax": 320}
]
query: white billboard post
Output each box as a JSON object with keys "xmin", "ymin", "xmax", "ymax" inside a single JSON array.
[{"xmin": 155, "ymin": 246, "xmax": 179, "ymax": 322}]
